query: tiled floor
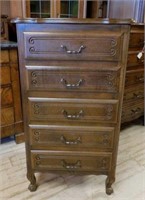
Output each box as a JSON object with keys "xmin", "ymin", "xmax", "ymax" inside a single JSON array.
[{"xmin": 0, "ymin": 124, "xmax": 145, "ymax": 200}]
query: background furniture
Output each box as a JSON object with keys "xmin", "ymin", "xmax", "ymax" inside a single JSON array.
[
  {"xmin": 1, "ymin": 0, "xmax": 145, "ymax": 23},
  {"xmin": 108, "ymin": 0, "xmax": 145, "ymax": 23},
  {"xmin": 15, "ymin": 18, "xmax": 130, "ymax": 194},
  {"xmin": 25, "ymin": 0, "xmax": 109, "ymax": 19},
  {"xmin": 122, "ymin": 24, "xmax": 144, "ymax": 124},
  {"xmin": 0, "ymin": 42, "xmax": 24, "ymax": 143}
]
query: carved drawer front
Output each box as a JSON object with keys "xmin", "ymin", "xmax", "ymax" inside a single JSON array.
[
  {"xmin": 24, "ymin": 32, "xmax": 122, "ymax": 61},
  {"xmin": 123, "ymin": 85, "xmax": 144, "ymax": 102},
  {"xmin": 28, "ymin": 98, "xmax": 118, "ymax": 123},
  {"xmin": 0, "ymin": 67, "xmax": 11, "ymax": 85},
  {"xmin": 129, "ymin": 32, "xmax": 144, "ymax": 50},
  {"xmin": 122, "ymin": 100, "xmax": 144, "ymax": 123},
  {"xmin": 31, "ymin": 150, "xmax": 112, "ymax": 172},
  {"xmin": 127, "ymin": 52, "xmax": 144, "ymax": 67},
  {"xmin": 29, "ymin": 125, "xmax": 114, "ymax": 149},
  {"xmin": 125, "ymin": 69, "xmax": 144, "ymax": 86},
  {"xmin": 27, "ymin": 66, "xmax": 120, "ymax": 93}
]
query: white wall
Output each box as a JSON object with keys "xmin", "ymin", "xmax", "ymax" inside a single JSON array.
[
  {"xmin": 1, "ymin": 0, "xmax": 25, "ymax": 18},
  {"xmin": 108, "ymin": 0, "xmax": 145, "ymax": 23},
  {"xmin": 109, "ymin": 0, "xmax": 136, "ymax": 18}
]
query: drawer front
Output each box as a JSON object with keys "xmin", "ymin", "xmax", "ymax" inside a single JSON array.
[
  {"xmin": 127, "ymin": 52, "xmax": 144, "ymax": 67},
  {"xmin": 28, "ymin": 98, "xmax": 118, "ymax": 123},
  {"xmin": 26, "ymin": 66, "xmax": 120, "ymax": 93},
  {"xmin": 129, "ymin": 32, "xmax": 144, "ymax": 50},
  {"xmin": 123, "ymin": 85, "xmax": 144, "ymax": 102},
  {"xmin": 31, "ymin": 151, "xmax": 112, "ymax": 172},
  {"xmin": 125, "ymin": 70, "xmax": 144, "ymax": 86},
  {"xmin": 24, "ymin": 32, "xmax": 122, "ymax": 61},
  {"xmin": 122, "ymin": 100, "xmax": 144, "ymax": 123},
  {"xmin": 29, "ymin": 125, "xmax": 115, "ymax": 149},
  {"xmin": 0, "ymin": 66, "xmax": 11, "ymax": 85}
]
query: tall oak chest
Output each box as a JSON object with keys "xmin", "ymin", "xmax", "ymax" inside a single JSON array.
[{"xmin": 14, "ymin": 18, "xmax": 130, "ymax": 194}]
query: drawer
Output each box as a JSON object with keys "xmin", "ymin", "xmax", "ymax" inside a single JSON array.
[
  {"xmin": 31, "ymin": 150, "xmax": 112, "ymax": 172},
  {"xmin": 0, "ymin": 66, "xmax": 11, "ymax": 85},
  {"xmin": 129, "ymin": 32, "xmax": 144, "ymax": 50},
  {"xmin": 28, "ymin": 98, "xmax": 118, "ymax": 124},
  {"xmin": 0, "ymin": 86, "xmax": 13, "ymax": 106},
  {"xmin": 125, "ymin": 69, "xmax": 144, "ymax": 86},
  {"xmin": 29, "ymin": 125, "xmax": 115, "ymax": 149},
  {"xmin": 122, "ymin": 100, "xmax": 144, "ymax": 123},
  {"xmin": 24, "ymin": 32, "xmax": 122, "ymax": 61},
  {"xmin": 123, "ymin": 85, "xmax": 144, "ymax": 101},
  {"xmin": 26, "ymin": 66, "xmax": 120, "ymax": 93},
  {"xmin": 127, "ymin": 52, "xmax": 144, "ymax": 67}
]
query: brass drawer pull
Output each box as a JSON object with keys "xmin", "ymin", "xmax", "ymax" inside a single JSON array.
[
  {"xmin": 133, "ymin": 93, "xmax": 144, "ymax": 99},
  {"xmin": 61, "ymin": 78, "xmax": 84, "ymax": 89},
  {"xmin": 61, "ymin": 45, "xmax": 85, "ymax": 54},
  {"xmin": 60, "ymin": 135, "xmax": 82, "ymax": 145},
  {"xmin": 61, "ymin": 160, "xmax": 81, "ymax": 170},
  {"xmin": 131, "ymin": 107, "xmax": 141, "ymax": 114},
  {"xmin": 136, "ymin": 76, "xmax": 144, "ymax": 82},
  {"xmin": 62, "ymin": 109, "xmax": 84, "ymax": 120}
]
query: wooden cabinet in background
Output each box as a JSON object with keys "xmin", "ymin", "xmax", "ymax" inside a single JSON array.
[
  {"xmin": 25, "ymin": 0, "xmax": 108, "ymax": 19},
  {"xmin": 26, "ymin": 0, "xmax": 85, "ymax": 18},
  {"xmin": 122, "ymin": 24, "xmax": 144, "ymax": 124},
  {"xmin": 0, "ymin": 44, "xmax": 24, "ymax": 143}
]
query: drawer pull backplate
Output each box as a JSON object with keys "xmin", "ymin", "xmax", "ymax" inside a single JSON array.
[
  {"xmin": 61, "ymin": 45, "xmax": 85, "ymax": 54},
  {"xmin": 61, "ymin": 78, "xmax": 84, "ymax": 89},
  {"xmin": 60, "ymin": 135, "xmax": 82, "ymax": 145},
  {"xmin": 61, "ymin": 160, "xmax": 81, "ymax": 170},
  {"xmin": 62, "ymin": 109, "xmax": 84, "ymax": 120}
]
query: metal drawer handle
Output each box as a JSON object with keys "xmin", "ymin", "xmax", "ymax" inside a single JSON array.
[
  {"xmin": 60, "ymin": 135, "xmax": 81, "ymax": 145},
  {"xmin": 61, "ymin": 45, "xmax": 85, "ymax": 54},
  {"xmin": 137, "ymin": 57, "xmax": 144, "ymax": 63},
  {"xmin": 133, "ymin": 93, "xmax": 144, "ymax": 99},
  {"xmin": 131, "ymin": 107, "xmax": 141, "ymax": 114},
  {"xmin": 61, "ymin": 78, "xmax": 84, "ymax": 89},
  {"xmin": 61, "ymin": 160, "xmax": 81, "ymax": 170},
  {"xmin": 136, "ymin": 76, "xmax": 144, "ymax": 82},
  {"xmin": 62, "ymin": 109, "xmax": 84, "ymax": 120}
]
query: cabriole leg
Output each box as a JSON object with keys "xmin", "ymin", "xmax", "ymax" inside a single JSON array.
[
  {"xmin": 27, "ymin": 172, "xmax": 37, "ymax": 192},
  {"xmin": 105, "ymin": 175, "xmax": 115, "ymax": 195}
]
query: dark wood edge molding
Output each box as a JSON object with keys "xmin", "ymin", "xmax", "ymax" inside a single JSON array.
[{"xmin": 11, "ymin": 17, "xmax": 133, "ymax": 24}]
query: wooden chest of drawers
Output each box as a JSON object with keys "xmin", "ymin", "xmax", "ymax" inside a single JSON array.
[
  {"xmin": 0, "ymin": 43, "xmax": 23, "ymax": 142},
  {"xmin": 122, "ymin": 24, "xmax": 144, "ymax": 124},
  {"xmin": 14, "ymin": 18, "xmax": 130, "ymax": 195}
]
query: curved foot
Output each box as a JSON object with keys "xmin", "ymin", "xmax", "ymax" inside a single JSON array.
[
  {"xmin": 105, "ymin": 176, "xmax": 114, "ymax": 195},
  {"xmin": 27, "ymin": 172, "xmax": 37, "ymax": 192},
  {"xmin": 28, "ymin": 183, "xmax": 37, "ymax": 192},
  {"xmin": 106, "ymin": 186, "xmax": 113, "ymax": 195}
]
